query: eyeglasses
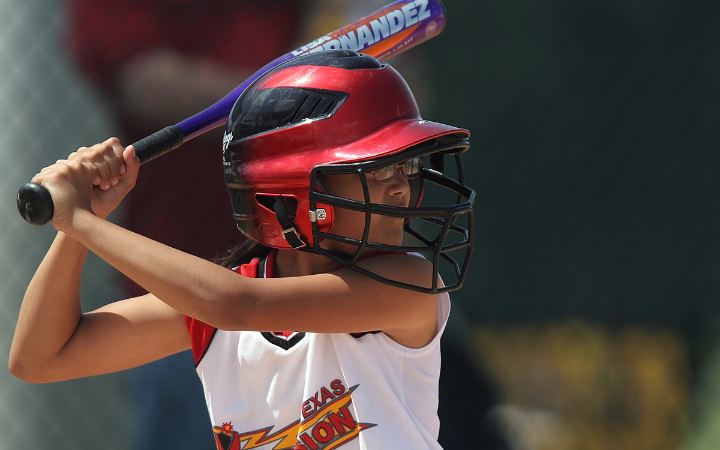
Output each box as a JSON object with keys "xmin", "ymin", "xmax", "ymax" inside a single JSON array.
[{"xmin": 371, "ymin": 157, "xmax": 422, "ymax": 183}]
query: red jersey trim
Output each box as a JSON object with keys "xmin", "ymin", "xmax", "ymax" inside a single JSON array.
[
  {"xmin": 185, "ymin": 256, "xmax": 265, "ymax": 366},
  {"xmin": 185, "ymin": 316, "xmax": 218, "ymax": 367}
]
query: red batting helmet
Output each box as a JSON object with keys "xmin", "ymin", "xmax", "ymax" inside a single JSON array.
[{"xmin": 223, "ymin": 50, "xmax": 474, "ymax": 293}]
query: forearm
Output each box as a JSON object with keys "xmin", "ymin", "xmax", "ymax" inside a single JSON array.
[
  {"xmin": 65, "ymin": 210, "xmax": 241, "ymax": 327},
  {"xmin": 10, "ymin": 232, "xmax": 88, "ymax": 378},
  {"xmin": 60, "ymin": 211, "xmax": 439, "ymax": 342}
]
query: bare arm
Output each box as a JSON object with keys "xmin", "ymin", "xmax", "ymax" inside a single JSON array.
[
  {"xmin": 9, "ymin": 231, "xmax": 190, "ymax": 383},
  {"xmin": 59, "ymin": 214, "xmax": 439, "ymax": 348},
  {"xmin": 9, "ymin": 139, "xmax": 189, "ymax": 383},
  {"xmin": 10, "ymin": 232, "xmax": 88, "ymax": 381},
  {"xmin": 27, "ymin": 139, "xmax": 440, "ymax": 351}
]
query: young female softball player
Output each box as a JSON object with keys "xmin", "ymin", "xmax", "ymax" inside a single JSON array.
[{"xmin": 10, "ymin": 50, "xmax": 474, "ymax": 450}]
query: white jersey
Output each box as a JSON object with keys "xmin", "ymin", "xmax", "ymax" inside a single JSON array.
[{"xmin": 186, "ymin": 251, "xmax": 450, "ymax": 450}]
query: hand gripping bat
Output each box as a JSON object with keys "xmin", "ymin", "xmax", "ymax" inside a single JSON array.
[{"xmin": 16, "ymin": 0, "xmax": 447, "ymax": 225}]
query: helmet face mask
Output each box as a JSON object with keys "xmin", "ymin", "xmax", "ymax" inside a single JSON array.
[
  {"xmin": 309, "ymin": 135, "xmax": 474, "ymax": 294},
  {"xmin": 223, "ymin": 50, "xmax": 475, "ymax": 293}
]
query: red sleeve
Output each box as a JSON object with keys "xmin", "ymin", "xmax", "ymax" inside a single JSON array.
[
  {"xmin": 185, "ymin": 316, "xmax": 217, "ymax": 366},
  {"xmin": 185, "ymin": 258, "xmax": 262, "ymax": 365}
]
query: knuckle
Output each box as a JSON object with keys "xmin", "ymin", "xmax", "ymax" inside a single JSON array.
[
  {"xmin": 70, "ymin": 159, "xmax": 87, "ymax": 171},
  {"xmin": 53, "ymin": 165, "xmax": 70, "ymax": 177},
  {"xmin": 88, "ymin": 150, "xmax": 108, "ymax": 163},
  {"xmin": 101, "ymin": 144, "xmax": 117, "ymax": 159}
]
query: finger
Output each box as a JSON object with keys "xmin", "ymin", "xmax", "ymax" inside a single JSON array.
[
  {"xmin": 125, "ymin": 145, "xmax": 141, "ymax": 166},
  {"xmin": 100, "ymin": 151, "xmax": 121, "ymax": 189},
  {"xmin": 67, "ymin": 147, "xmax": 106, "ymax": 186},
  {"xmin": 30, "ymin": 172, "xmax": 46, "ymax": 185},
  {"xmin": 103, "ymin": 137, "xmax": 128, "ymax": 176},
  {"xmin": 93, "ymin": 153, "xmax": 114, "ymax": 189},
  {"xmin": 78, "ymin": 141, "xmax": 121, "ymax": 190},
  {"xmin": 38, "ymin": 161, "xmax": 67, "ymax": 175},
  {"xmin": 91, "ymin": 138, "xmax": 127, "ymax": 189},
  {"xmin": 121, "ymin": 145, "xmax": 141, "ymax": 186},
  {"xmin": 33, "ymin": 158, "xmax": 93, "ymax": 194},
  {"xmin": 105, "ymin": 137, "xmax": 127, "ymax": 182}
]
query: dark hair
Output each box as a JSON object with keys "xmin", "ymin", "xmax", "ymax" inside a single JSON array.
[{"xmin": 214, "ymin": 238, "xmax": 272, "ymax": 269}]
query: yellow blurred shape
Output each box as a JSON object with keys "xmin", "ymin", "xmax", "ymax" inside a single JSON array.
[{"xmin": 470, "ymin": 320, "xmax": 688, "ymax": 450}]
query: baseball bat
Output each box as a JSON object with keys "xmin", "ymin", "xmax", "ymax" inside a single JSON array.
[{"xmin": 17, "ymin": 0, "xmax": 447, "ymax": 225}]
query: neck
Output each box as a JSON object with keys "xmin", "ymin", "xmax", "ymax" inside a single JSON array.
[{"xmin": 274, "ymin": 248, "xmax": 342, "ymax": 278}]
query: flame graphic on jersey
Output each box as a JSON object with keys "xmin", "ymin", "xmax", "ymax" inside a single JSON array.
[{"xmin": 213, "ymin": 384, "xmax": 375, "ymax": 450}]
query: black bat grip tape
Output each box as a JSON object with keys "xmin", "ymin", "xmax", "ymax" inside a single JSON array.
[
  {"xmin": 16, "ymin": 125, "xmax": 184, "ymax": 225},
  {"xmin": 133, "ymin": 125, "xmax": 184, "ymax": 164}
]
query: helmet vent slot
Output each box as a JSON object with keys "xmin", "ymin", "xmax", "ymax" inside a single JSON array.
[{"xmin": 230, "ymin": 88, "xmax": 349, "ymax": 141}]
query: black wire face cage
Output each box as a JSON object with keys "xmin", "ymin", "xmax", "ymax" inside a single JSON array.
[{"xmin": 309, "ymin": 135, "xmax": 475, "ymax": 294}]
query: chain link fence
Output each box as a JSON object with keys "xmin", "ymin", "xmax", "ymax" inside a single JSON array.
[{"xmin": 0, "ymin": 0, "xmax": 128, "ymax": 448}]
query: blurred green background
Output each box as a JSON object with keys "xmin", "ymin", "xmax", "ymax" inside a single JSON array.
[
  {"xmin": 430, "ymin": 0, "xmax": 719, "ymax": 332},
  {"xmin": 424, "ymin": 1, "xmax": 719, "ymax": 448},
  {"xmin": 1, "ymin": 0, "xmax": 718, "ymax": 449}
]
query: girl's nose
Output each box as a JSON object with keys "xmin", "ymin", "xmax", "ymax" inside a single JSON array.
[{"xmin": 385, "ymin": 171, "xmax": 411, "ymax": 200}]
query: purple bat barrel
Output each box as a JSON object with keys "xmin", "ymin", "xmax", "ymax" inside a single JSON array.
[{"xmin": 177, "ymin": 0, "xmax": 446, "ymax": 141}]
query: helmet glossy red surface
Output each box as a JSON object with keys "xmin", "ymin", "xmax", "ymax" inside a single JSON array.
[{"xmin": 223, "ymin": 50, "xmax": 470, "ymax": 254}]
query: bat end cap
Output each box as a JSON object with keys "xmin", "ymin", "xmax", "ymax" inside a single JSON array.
[{"xmin": 17, "ymin": 182, "xmax": 54, "ymax": 225}]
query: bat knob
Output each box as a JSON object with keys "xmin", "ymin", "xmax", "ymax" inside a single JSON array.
[{"xmin": 17, "ymin": 182, "xmax": 54, "ymax": 226}]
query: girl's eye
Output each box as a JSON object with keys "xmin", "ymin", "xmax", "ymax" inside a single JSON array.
[
  {"xmin": 404, "ymin": 158, "xmax": 421, "ymax": 177},
  {"xmin": 373, "ymin": 166, "xmax": 395, "ymax": 183}
]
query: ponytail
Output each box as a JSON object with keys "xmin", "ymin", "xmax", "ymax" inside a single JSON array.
[{"xmin": 214, "ymin": 239, "xmax": 272, "ymax": 269}]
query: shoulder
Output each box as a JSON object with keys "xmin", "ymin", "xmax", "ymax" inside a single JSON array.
[
  {"xmin": 355, "ymin": 252, "xmax": 438, "ymax": 293},
  {"xmin": 351, "ymin": 253, "xmax": 441, "ymax": 348}
]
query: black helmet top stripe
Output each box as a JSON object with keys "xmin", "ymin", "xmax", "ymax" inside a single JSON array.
[
  {"xmin": 229, "ymin": 88, "xmax": 349, "ymax": 142},
  {"xmin": 227, "ymin": 50, "xmax": 383, "ymax": 142}
]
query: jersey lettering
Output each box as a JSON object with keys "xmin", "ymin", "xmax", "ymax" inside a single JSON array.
[{"xmin": 214, "ymin": 380, "xmax": 375, "ymax": 450}]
